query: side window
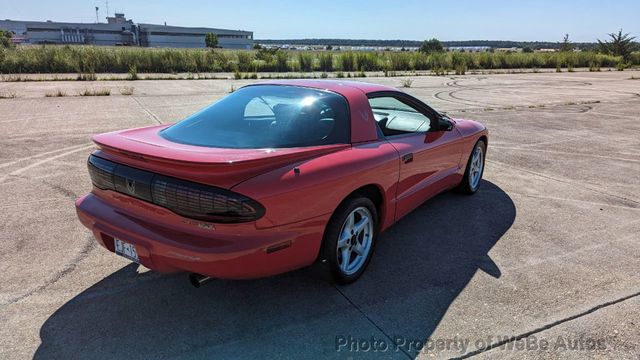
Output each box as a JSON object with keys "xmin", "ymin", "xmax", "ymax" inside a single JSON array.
[{"xmin": 368, "ymin": 96, "xmax": 432, "ymax": 136}]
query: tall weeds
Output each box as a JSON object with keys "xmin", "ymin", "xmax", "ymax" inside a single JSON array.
[{"xmin": 0, "ymin": 45, "xmax": 635, "ymax": 74}]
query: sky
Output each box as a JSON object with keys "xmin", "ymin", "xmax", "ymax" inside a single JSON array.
[{"xmin": 2, "ymin": 0, "xmax": 639, "ymax": 42}]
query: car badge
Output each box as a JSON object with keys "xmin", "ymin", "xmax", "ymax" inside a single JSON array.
[{"xmin": 126, "ymin": 178, "xmax": 136, "ymax": 194}]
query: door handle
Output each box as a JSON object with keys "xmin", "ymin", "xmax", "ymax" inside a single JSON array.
[{"xmin": 402, "ymin": 153, "xmax": 414, "ymax": 164}]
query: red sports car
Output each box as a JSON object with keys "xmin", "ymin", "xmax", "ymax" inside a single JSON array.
[{"xmin": 75, "ymin": 80, "xmax": 487, "ymax": 285}]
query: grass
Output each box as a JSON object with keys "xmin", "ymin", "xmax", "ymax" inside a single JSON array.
[
  {"xmin": 119, "ymin": 86, "xmax": 134, "ymax": 95},
  {"xmin": 44, "ymin": 87, "xmax": 130, "ymax": 97},
  {"xmin": 45, "ymin": 89, "xmax": 67, "ymax": 97},
  {"xmin": 79, "ymin": 88, "xmax": 111, "ymax": 96},
  {"xmin": 1, "ymin": 45, "xmax": 637, "ymax": 75},
  {"xmin": 1, "ymin": 66, "xmax": 627, "ymax": 83},
  {"xmin": 0, "ymin": 90, "xmax": 16, "ymax": 98},
  {"xmin": 77, "ymin": 72, "xmax": 97, "ymax": 81},
  {"xmin": 127, "ymin": 66, "xmax": 139, "ymax": 80}
]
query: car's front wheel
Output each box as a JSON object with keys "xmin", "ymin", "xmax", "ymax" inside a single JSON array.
[
  {"xmin": 458, "ymin": 140, "xmax": 486, "ymax": 194},
  {"xmin": 321, "ymin": 196, "xmax": 378, "ymax": 284}
]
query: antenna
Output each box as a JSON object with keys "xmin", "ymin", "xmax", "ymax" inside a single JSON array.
[
  {"xmin": 106, "ymin": 0, "xmax": 109, "ymax": 17},
  {"xmin": 95, "ymin": 6, "xmax": 99, "ymax": 23}
]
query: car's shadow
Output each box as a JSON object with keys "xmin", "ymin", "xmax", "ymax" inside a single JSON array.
[{"xmin": 35, "ymin": 181, "xmax": 515, "ymax": 359}]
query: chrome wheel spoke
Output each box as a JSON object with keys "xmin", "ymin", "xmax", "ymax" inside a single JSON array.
[
  {"xmin": 353, "ymin": 241, "xmax": 365, "ymax": 256},
  {"xmin": 338, "ymin": 231, "xmax": 350, "ymax": 249},
  {"xmin": 353, "ymin": 216, "xmax": 369, "ymax": 235},
  {"xmin": 340, "ymin": 248, "xmax": 351, "ymax": 271},
  {"xmin": 344, "ymin": 212, "xmax": 354, "ymax": 233}
]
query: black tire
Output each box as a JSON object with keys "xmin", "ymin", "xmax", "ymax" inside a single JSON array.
[
  {"xmin": 457, "ymin": 140, "xmax": 486, "ymax": 194},
  {"xmin": 320, "ymin": 196, "xmax": 378, "ymax": 284}
]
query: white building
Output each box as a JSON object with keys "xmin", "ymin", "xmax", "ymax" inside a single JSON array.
[{"xmin": 0, "ymin": 14, "xmax": 253, "ymax": 49}]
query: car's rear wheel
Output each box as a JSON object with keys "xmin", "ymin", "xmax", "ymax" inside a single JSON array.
[
  {"xmin": 321, "ymin": 196, "xmax": 378, "ymax": 284},
  {"xmin": 458, "ymin": 140, "xmax": 486, "ymax": 194}
]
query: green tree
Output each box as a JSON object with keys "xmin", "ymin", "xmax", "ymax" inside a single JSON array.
[
  {"xmin": 522, "ymin": 46, "xmax": 534, "ymax": 53},
  {"xmin": 0, "ymin": 30, "xmax": 14, "ymax": 49},
  {"xmin": 419, "ymin": 38, "xmax": 444, "ymax": 54},
  {"xmin": 560, "ymin": 34, "xmax": 573, "ymax": 52},
  {"xmin": 597, "ymin": 29, "xmax": 637, "ymax": 60},
  {"xmin": 205, "ymin": 33, "xmax": 219, "ymax": 48}
]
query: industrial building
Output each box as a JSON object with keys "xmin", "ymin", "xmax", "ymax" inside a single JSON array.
[
  {"xmin": 137, "ymin": 23, "xmax": 253, "ymax": 49},
  {"xmin": 0, "ymin": 14, "xmax": 253, "ymax": 49}
]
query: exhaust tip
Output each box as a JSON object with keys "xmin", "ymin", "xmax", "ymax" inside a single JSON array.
[{"xmin": 189, "ymin": 273, "xmax": 213, "ymax": 288}]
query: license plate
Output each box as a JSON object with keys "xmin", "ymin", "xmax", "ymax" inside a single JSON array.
[{"xmin": 114, "ymin": 238, "xmax": 139, "ymax": 263}]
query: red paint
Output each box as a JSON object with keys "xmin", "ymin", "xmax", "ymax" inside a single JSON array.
[{"xmin": 75, "ymin": 80, "xmax": 488, "ymax": 279}]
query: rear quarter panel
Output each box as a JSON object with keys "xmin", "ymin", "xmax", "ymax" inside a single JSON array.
[{"xmin": 232, "ymin": 141, "xmax": 400, "ymax": 231}]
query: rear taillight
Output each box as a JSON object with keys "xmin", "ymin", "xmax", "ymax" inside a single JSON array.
[
  {"xmin": 152, "ymin": 175, "xmax": 264, "ymax": 223},
  {"xmin": 87, "ymin": 155, "xmax": 265, "ymax": 223},
  {"xmin": 88, "ymin": 155, "xmax": 116, "ymax": 190}
]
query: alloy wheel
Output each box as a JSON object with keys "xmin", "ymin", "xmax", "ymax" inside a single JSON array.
[
  {"xmin": 469, "ymin": 145, "xmax": 484, "ymax": 189},
  {"xmin": 336, "ymin": 206, "xmax": 374, "ymax": 275}
]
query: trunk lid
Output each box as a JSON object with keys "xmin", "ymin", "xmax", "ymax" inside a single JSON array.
[{"xmin": 93, "ymin": 125, "xmax": 349, "ymax": 189}]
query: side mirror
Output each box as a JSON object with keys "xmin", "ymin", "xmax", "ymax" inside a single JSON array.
[{"xmin": 437, "ymin": 117, "xmax": 454, "ymax": 131}]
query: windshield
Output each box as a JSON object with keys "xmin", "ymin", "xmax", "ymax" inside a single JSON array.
[{"xmin": 161, "ymin": 85, "xmax": 350, "ymax": 149}]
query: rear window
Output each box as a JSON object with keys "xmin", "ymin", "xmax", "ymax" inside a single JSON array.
[{"xmin": 161, "ymin": 85, "xmax": 350, "ymax": 149}]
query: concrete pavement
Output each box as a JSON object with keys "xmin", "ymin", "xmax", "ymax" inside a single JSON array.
[{"xmin": 0, "ymin": 71, "xmax": 638, "ymax": 359}]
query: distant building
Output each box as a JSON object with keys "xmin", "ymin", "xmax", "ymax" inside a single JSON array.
[
  {"xmin": 447, "ymin": 46, "xmax": 491, "ymax": 52},
  {"xmin": 138, "ymin": 23, "xmax": 252, "ymax": 49},
  {"xmin": 257, "ymin": 43, "xmax": 420, "ymax": 52},
  {"xmin": 0, "ymin": 14, "xmax": 253, "ymax": 49},
  {"xmin": 494, "ymin": 47, "xmax": 519, "ymax": 52},
  {"xmin": 106, "ymin": 13, "xmax": 132, "ymax": 25}
]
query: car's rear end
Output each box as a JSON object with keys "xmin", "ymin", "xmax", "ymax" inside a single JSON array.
[
  {"xmin": 76, "ymin": 84, "xmax": 352, "ymax": 279},
  {"xmin": 76, "ymin": 149, "xmax": 334, "ymax": 279}
]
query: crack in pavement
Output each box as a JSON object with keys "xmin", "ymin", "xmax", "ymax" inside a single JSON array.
[
  {"xmin": 499, "ymin": 191, "xmax": 640, "ymax": 211},
  {"xmin": 489, "ymin": 146, "xmax": 640, "ymax": 163},
  {"xmin": 453, "ymin": 290, "xmax": 640, "ymax": 359},
  {"xmin": 0, "ymin": 143, "xmax": 93, "ymax": 169},
  {"xmin": 0, "ymin": 173, "xmax": 88, "ymax": 306},
  {"xmin": 333, "ymin": 284, "xmax": 413, "ymax": 360},
  {"xmin": 487, "ymin": 159, "xmax": 640, "ymax": 206},
  {"xmin": 0, "ymin": 235, "xmax": 97, "ymax": 307},
  {"xmin": 0, "ymin": 144, "xmax": 95, "ymax": 183},
  {"xmin": 131, "ymin": 96, "xmax": 163, "ymax": 125},
  {"xmin": 0, "ymin": 197, "xmax": 67, "ymax": 209}
]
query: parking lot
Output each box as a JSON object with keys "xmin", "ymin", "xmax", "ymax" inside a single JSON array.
[{"xmin": 0, "ymin": 71, "xmax": 639, "ymax": 359}]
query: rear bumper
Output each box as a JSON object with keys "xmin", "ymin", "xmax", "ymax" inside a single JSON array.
[{"xmin": 75, "ymin": 192, "xmax": 329, "ymax": 279}]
